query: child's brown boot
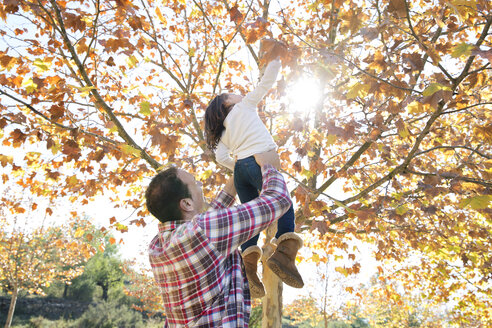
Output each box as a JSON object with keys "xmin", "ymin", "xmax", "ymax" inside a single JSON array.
[
  {"xmin": 242, "ymin": 246, "xmax": 266, "ymax": 298},
  {"xmin": 267, "ymin": 233, "xmax": 304, "ymax": 288}
]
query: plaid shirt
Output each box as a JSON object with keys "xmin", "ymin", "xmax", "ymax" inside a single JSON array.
[{"xmin": 149, "ymin": 165, "xmax": 291, "ymax": 327}]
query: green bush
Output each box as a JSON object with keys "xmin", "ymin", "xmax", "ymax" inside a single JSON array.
[
  {"xmin": 72, "ymin": 300, "xmax": 145, "ymax": 328},
  {"xmin": 27, "ymin": 316, "xmax": 70, "ymax": 328}
]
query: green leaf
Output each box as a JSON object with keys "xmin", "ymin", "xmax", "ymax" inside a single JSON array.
[
  {"xmin": 422, "ymin": 83, "xmax": 451, "ymax": 96},
  {"xmin": 139, "ymin": 101, "xmax": 151, "ymax": 116},
  {"xmin": 451, "ymin": 42, "xmax": 474, "ymax": 58},
  {"xmin": 459, "ymin": 195, "xmax": 492, "ymax": 210}
]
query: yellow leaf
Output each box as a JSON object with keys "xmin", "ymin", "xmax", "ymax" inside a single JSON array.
[
  {"xmin": 451, "ymin": 42, "xmax": 474, "ymax": 58},
  {"xmin": 407, "ymin": 101, "xmax": 424, "ymax": 114},
  {"xmin": 68, "ymin": 175, "xmax": 78, "ymax": 186},
  {"xmin": 395, "ymin": 204, "xmax": 408, "ymax": 215},
  {"xmin": 22, "ymin": 77, "xmax": 37, "ymax": 94},
  {"xmin": 335, "ymin": 200, "xmax": 357, "ymax": 214},
  {"xmin": 449, "ymin": 0, "xmax": 477, "ymax": 21},
  {"xmin": 139, "ymin": 101, "xmax": 151, "ymax": 116},
  {"xmin": 422, "ymin": 83, "xmax": 451, "ymax": 96},
  {"xmin": 335, "ymin": 266, "xmax": 348, "ymax": 276},
  {"xmin": 68, "ymin": 84, "xmax": 96, "ymax": 97},
  {"xmin": 74, "ymin": 228, "xmax": 84, "ymax": 238},
  {"xmin": 156, "ymin": 7, "xmax": 165, "ymax": 24},
  {"xmin": 346, "ymin": 82, "xmax": 370, "ymax": 99},
  {"xmin": 326, "ymin": 134, "xmax": 337, "ymax": 145},
  {"xmin": 33, "ymin": 58, "xmax": 51, "ymax": 72},
  {"xmin": 126, "ymin": 55, "xmax": 138, "ymax": 68},
  {"xmin": 121, "ymin": 144, "xmax": 141, "ymax": 156},
  {"xmin": 459, "ymin": 195, "xmax": 492, "ymax": 210}
]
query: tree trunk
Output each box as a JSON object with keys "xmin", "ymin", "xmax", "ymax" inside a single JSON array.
[
  {"xmin": 63, "ymin": 283, "xmax": 68, "ymax": 298},
  {"xmin": 97, "ymin": 281, "xmax": 109, "ymax": 300},
  {"xmin": 101, "ymin": 284, "xmax": 108, "ymax": 301},
  {"xmin": 261, "ymin": 225, "xmax": 282, "ymax": 328},
  {"xmin": 4, "ymin": 284, "xmax": 18, "ymax": 328}
]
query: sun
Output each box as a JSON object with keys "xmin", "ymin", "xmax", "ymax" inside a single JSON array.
[{"xmin": 286, "ymin": 76, "xmax": 322, "ymax": 113}]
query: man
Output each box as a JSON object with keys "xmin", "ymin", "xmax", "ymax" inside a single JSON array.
[{"xmin": 146, "ymin": 151, "xmax": 292, "ymax": 327}]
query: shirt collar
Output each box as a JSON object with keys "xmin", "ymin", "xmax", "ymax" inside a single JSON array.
[{"xmin": 158, "ymin": 220, "xmax": 186, "ymax": 233}]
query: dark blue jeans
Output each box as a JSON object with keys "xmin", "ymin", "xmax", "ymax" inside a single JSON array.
[{"xmin": 234, "ymin": 156, "xmax": 295, "ymax": 252}]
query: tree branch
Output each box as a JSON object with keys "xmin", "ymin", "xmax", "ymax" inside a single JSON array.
[
  {"xmin": 415, "ymin": 145, "xmax": 491, "ymax": 160},
  {"xmin": 49, "ymin": 0, "xmax": 161, "ymax": 170}
]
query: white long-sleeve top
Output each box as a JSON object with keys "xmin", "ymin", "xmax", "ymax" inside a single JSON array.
[{"xmin": 215, "ymin": 59, "xmax": 281, "ymax": 171}]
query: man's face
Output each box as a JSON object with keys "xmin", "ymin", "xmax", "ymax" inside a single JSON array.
[{"xmin": 177, "ymin": 169, "xmax": 206, "ymax": 213}]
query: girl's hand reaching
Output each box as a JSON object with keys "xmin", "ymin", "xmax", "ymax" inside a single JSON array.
[{"xmin": 259, "ymin": 39, "xmax": 289, "ymax": 67}]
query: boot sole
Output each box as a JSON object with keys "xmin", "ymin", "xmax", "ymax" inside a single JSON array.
[
  {"xmin": 267, "ymin": 258, "xmax": 304, "ymax": 288},
  {"xmin": 249, "ymin": 283, "xmax": 266, "ymax": 298}
]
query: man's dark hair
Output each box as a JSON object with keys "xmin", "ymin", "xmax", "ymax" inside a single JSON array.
[{"xmin": 145, "ymin": 167, "xmax": 191, "ymax": 222}]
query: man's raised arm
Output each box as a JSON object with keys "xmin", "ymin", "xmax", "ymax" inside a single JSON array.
[{"xmin": 197, "ymin": 151, "xmax": 291, "ymax": 256}]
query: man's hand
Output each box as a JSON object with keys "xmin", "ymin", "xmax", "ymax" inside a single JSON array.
[
  {"xmin": 254, "ymin": 150, "xmax": 281, "ymax": 170},
  {"xmin": 223, "ymin": 175, "xmax": 237, "ymax": 196}
]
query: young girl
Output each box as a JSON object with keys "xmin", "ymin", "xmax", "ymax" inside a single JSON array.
[{"xmin": 204, "ymin": 55, "xmax": 304, "ymax": 298}]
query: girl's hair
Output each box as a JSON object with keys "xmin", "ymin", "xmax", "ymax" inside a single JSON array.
[{"xmin": 204, "ymin": 94, "xmax": 232, "ymax": 151}]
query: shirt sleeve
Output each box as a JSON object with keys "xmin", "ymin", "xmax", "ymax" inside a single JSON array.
[
  {"xmin": 215, "ymin": 141, "xmax": 235, "ymax": 171},
  {"xmin": 195, "ymin": 165, "xmax": 292, "ymax": 256},
  {"xmin": 209, "ymin": 190, "xmax": 236, "ymax": 210},
  {"xmin": 240, "ymin": 59, "xmax": 281, "ymax": 110}
]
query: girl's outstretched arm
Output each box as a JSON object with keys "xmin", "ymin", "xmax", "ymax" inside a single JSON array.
[{"xmin": 240, "ymin": 59, "xmax": 281, "ymax": 110}]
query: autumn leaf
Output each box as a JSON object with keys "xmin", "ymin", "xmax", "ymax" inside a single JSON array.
[
  {"xmin": 229, "ymin": 4, "xmax": 243, "ymax": 23},
  {"xmin": 459, "ymin": 195, "xmax": 492, "ymax": 210},
  {"xmin": 121, "ymin": 144, "xmax": 141, "ymax": 156},
  {"xmin": 139, "ymin": 101, "xmax": 151, "ymax": 116},
  {"xmin": 422, "ymin": 83, "xmax": 451, "ymax": 97},
  {"xmin": 74, "ymin": 228, "xmax": 85, "ymax": 238},
  {"xmin": 451, "ymin": 42, "xmax": 474, "ymax": 58},
  {"xmin": 33, "ymin": 58, "xmax": 51, "ymax": 72},
  {"xmin": 22, "ymin": 77, "xmax": 37, "ymax": 94},
  {"xmin": 386, "ymin": 0, "xmax": 407, "ymax": 18},
  {"xmin": 155, "ymin": 7, "xmax": 167, "ymax": 26},
  {"xmin": 346, "ymin": 82, "xmax": 370, "ymax": 99},
  {"xmin": 0, "ymin": 154, "xmax": 13, "ymax": 166}
]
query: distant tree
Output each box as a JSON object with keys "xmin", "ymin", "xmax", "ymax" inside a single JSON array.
[
  {"xmin": 351, "ymin": 276, "xmax": 449, "ymax": 328},
  {"xmin": 0, "ymin": 208, "xmax": 94, "ymax": 328},
  {"xmin": 122, "ymin": 264, "xmax": 164, "ymax": 316},
  {"xmin": 284, "ymin": 297, "xmax": 323, "ymax": 327}
]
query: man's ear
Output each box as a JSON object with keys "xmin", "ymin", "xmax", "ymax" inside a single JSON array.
[{"xmin": 179, "ymin": 198, "xmax": 194, "ymax": 212}]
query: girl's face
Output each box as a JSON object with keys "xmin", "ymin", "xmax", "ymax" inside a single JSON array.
[{"xmin": 222, "ymin": 93, "xmax": 243, "ymax": 108}]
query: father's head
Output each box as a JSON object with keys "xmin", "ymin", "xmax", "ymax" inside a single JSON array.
[{"xmin": 145, "ymin": 167, "xmax": 205, "ymax": 222}]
